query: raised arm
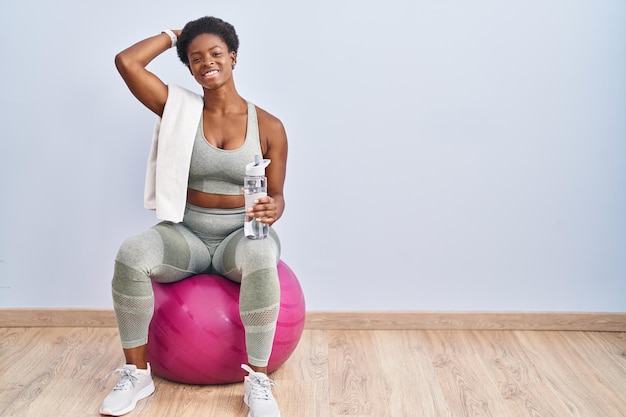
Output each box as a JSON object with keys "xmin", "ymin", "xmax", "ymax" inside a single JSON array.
[{"xmin": 114, "ymin": 30, "xmax": 181, "ymax": 116}]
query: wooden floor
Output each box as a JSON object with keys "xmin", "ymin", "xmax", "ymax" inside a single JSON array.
[{"xmin": 0, "ymin": 327, "xmax": 625, "ymax": 417}]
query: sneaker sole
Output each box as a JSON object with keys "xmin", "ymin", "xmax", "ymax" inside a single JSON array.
[
  {"xmin": 100, "ymin": 382, "xmax": 156, "ymax": 416},
  {"xmin": 247, "ymin": 413, "xmax": 281, "ymax": 417}
]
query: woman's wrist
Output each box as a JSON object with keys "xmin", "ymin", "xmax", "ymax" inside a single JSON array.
[{"xmin": 161, "ymin": 29, "xmax": 177, "ymax": 48}]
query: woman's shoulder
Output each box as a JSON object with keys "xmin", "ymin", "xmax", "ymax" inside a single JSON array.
[{"xmin": 253, "ymin": 104, "xmax": 285, "ymax": 133}]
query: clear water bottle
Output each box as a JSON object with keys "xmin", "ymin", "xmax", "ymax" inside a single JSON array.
[{"xmin": 244, "ymin": 155, "xmax": 271, "ymax": 239}]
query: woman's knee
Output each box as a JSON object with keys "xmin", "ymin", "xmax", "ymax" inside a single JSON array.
[
  {"xmin": 112, "ymin": 230, "xmax": 163, "ymax": 296},
  {"xmin": 228, "ymin": 232, "xmax": 279, "ymax": 273},
  {"xmin": 115, "ymin": 229, "xmax": 164, "ymax": 270}
]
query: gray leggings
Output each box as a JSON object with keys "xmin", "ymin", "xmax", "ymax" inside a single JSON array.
[{"xmin": 111, "ymin": 204, "xmax": 281, "ymax": 367}]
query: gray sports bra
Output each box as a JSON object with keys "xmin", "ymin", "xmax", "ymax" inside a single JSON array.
[{"xmin": 187, "ymin": 101, "xmax": 262, "ymax": 195}]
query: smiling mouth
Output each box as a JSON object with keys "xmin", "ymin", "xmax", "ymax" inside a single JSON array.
[{"xmin": 202, "ymin": 69, "xmax": 219, "ymax": 77}]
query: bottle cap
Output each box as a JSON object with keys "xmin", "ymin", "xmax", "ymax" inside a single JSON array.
[{"xmin": 245, "ymin": 155, "xmax": 271, "ymax": 176}]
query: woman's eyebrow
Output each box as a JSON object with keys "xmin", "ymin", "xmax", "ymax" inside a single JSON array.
[{"xmin": 190, "ymin": 45, "xmax": 223, "ymax": 55}]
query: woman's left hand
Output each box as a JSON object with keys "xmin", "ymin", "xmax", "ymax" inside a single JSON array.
[{"xmin": 247, "ymin": 195, "xmax": 277, "ymax": 226}]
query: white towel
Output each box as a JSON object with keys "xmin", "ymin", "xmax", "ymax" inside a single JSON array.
[{"xmin": 143, "ymin": 85, "xmax": 204, "ymax": 223}]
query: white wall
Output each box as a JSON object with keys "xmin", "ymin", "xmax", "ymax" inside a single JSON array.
[{"xmin": 0, "ymin": 0, "xmax": 624, "ymax": 312}]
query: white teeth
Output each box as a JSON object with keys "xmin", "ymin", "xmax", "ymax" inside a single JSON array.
[{"xmin": 203, "ymin": 70, "xmax": 218, "ymax": 76}]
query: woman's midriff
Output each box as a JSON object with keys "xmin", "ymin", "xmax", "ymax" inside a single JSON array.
[{"xmin": 187, "ymin": 188, "xmax": 244, "ymax": 209}]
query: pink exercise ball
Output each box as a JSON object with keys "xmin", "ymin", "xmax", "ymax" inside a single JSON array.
[{"xmin": 146, "ymin": 260, "xmax": 305, "ymax": 385}]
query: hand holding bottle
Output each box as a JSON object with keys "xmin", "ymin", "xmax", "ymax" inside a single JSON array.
[{"xmin": 246, "ymin": 195, "xmax": 277, "ymax": 225}]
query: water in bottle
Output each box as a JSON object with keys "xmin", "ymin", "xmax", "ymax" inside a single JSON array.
[{"xmin": 244, "ymin": 155, "xmax": 271, "ymax": 239}]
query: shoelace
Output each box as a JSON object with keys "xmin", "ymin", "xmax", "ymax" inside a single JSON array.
[
  {"xmin": 249, "ymin": 376, "xmax": 277, "ymax": 400},
  {"xmin": 102, "ymin": 367, "xmax": 140, "ymax": 391}
]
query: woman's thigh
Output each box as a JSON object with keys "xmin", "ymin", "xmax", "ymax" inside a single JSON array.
[
  {"xmin": 116, "ymin": 221, "xmax": 213, "ymax": 284},
  {"xmin": 212, "ymin": 228, "xmax": 281, "ymax": 282}
]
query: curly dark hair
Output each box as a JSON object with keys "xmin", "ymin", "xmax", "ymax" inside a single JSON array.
[{"xmin": 176, "ymin": 16, "xmax": 239, "ymax": 66}]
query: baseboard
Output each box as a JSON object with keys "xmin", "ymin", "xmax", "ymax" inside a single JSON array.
[
  {"xmin": 1, "ymin": 309, "xmax": 624, "ymax": 331},
  {"xmin": 303, "ymin": 311, "xmax": 626, "ymax": 331},
  {"xmin": 0, "ymin": 309, "xmax": 117, "ymax": 328}
]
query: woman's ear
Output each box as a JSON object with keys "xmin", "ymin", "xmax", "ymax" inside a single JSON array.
[{"xmin": 231, "ymin": 52, "xmax": 237, "ymax": 70}]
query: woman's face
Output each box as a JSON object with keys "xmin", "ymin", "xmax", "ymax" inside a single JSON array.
[{"xmin": 187, "ymin": 33, "xmax": 237, "ymax": 89}]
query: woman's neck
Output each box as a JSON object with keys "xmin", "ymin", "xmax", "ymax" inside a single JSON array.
[{"xmin": 202, "ymin": 90, "xmax": 245, "ymax": 114}]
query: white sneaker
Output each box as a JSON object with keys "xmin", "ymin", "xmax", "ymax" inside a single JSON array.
[
  {"xmin": 100, "ymin": 364, "xmax": 155, "ymax": 416},
  {"xmin": 242, "ymin": 364, "xmax": 281, "ymax": 417}
]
